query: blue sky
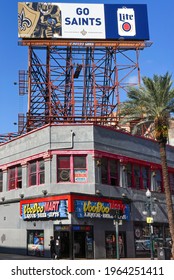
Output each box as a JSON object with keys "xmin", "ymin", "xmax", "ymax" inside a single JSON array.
[{"xmin": 1, "ymin": 0, "xmax": 174, "ymax": 134}]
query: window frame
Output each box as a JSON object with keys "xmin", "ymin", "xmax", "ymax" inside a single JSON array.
[
  {"xmin": 28, "ymin": 159, "xmax": 45, "ymax": 187},
  {"xmin": 57, "ymin": 155, "xmax": 87, "ymax": 183},
  {"xmin": 8, "ymin": 165, "xmax": 22, "ymax": 190},
  {"xmin": 101, "ymin": 157, "xmax": 119, "ymax": 186},
  {"xmin": 124, "ymin": 162, "xmax": 150, "ymax": 190}
]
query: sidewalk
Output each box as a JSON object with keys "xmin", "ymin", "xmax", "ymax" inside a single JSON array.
[{"xmin": 0, "ymin": 253, "xmax": 156, "ymax": 260}]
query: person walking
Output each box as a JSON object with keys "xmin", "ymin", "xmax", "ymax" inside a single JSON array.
[
  {"xmin": 49, "ymin": 236, "xmax": 56, "ymax": 259},
  {"xmin": 55, "ymin": 238, "xmax": 61, "ymax": 259}
]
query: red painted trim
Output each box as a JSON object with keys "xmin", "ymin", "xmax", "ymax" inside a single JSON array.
[
  {"xmin": 69, "ymin": 193, "xmax": 124, "ymax": 212},
  {"xmin": 94, "ymin": 149, "xmax": 164, "ymax": 169},
  {"xmin": 50, "ymin": 150, "xmax": 94, "ymax": 155}
]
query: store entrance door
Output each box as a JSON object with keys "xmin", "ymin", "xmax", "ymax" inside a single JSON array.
[
  {"xmin": 73, "ymin": 226, "xmax": 94, "ymax": 259},
  {"xmin": 54, "ymin": 231, "xmax": 70, "ymax": 259},
  {"xmin": 74, "ymin": 231, "xmax": 86, "ymax": 258}
]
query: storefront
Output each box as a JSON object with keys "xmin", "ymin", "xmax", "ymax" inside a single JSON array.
[
  {"xmin": 20, "ymin": 193, "xmax": 131, "ymax": 259},
  {"xmin": 54, "ymin": 224, "xmax": 94, "ymax": 259},
  {"xmin": 134, "ymin": 223, "xmax": 171, "ymax": 258}
]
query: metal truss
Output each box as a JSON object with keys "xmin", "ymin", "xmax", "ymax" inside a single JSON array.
[
  {"xmin": 18, "ymin": 40, "xmax": 147, "ymax": 132},
  {"xmin": 0, "ymin": 40, "xmax": 151, "ymax": 142}
]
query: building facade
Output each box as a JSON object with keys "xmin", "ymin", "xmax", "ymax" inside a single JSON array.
[{"xmin": 0, "ymin": 124, "xmax": 173, "ymax": 258}]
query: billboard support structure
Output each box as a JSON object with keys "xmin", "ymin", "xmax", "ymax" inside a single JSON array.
[
  {"xmin": 0, "ymin": 2, "xmax": 152, "ymax": 141},
  {"xmin": 16, "ymin": 40, "xmax": 151, "ymax": 133}
]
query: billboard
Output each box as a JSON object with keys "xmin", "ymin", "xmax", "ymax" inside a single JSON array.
[{"xmin": 18, "ymin": 2, "xmax": 149, "ymax": 40}]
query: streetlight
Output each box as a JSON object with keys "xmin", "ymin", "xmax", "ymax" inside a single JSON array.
[
  {"xmin": 109, "ymin": 208, "xmax": 123, "ymax": 260},
  {"xmin": 142, "ymin": 189, "xmax": 157, "ymax": 260}
]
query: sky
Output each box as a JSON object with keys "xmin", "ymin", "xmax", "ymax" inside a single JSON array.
[{"xmin": 0, "ymin": 0, "xmax": 174, "ymax": 135}]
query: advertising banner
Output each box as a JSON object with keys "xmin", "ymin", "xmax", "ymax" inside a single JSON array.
[
  {"xmin": 20, "ymin": 198, "xmax": 68, "ymax": 220},
  {"xmin": 75, "ymin": 199, "xmax": 130, "ymax": 220},
  {"xmin": 18, "ymin": 2, "xmax": 149, "ymax": 40}
]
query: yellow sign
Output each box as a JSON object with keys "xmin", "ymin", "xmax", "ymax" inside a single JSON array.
[{"xmin": 146, "ymin": 217, "xmax": 153, "ymax": 224}]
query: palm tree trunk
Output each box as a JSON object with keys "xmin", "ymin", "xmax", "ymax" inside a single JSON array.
[{"xmin": 159, "ymin": 141, "xmax": 174, "ymax": 259}]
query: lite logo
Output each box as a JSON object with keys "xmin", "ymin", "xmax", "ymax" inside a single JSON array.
[{"xmin": 117, "ymin": 8, "xmax": 136, "ymax": 37}]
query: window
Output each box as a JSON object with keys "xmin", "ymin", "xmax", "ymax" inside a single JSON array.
[
  {"xmin": 57, "ymin": 155, "xmax": 87, "ymax": 183},
  {"xmin": 0, "ymin": 170, "xmax": 3, "ymax": 192},
  {"xmin": 57, "ymin": 156, "xmax": 70, "ymax": 182},
  {"xmin": 124, "ymin": 163, "xmax": 150, "ymax": 189},
  {"xmin": 133, "ymin": 165, "xmax": 141, "ymax": 189},
  {"xmin": 151, "ymin": 169, "xmax": 162, "ymax": 192},
  {"xmin": 74, "ymin": 156, "xmax": 87, "ymax": 183},
  {"xmin": 142, "ymin": 167, "xmax": 150, "ymax": 189},
  {"xmin": 126, "ymin": 163, "xmax": 132, "ymax": 188},
  {"xmin": 101, "ymin": 158, "xmax": 108, "ymax": 185},
  {"xmin": 101, "ymin": 158, "xmax": 119, "ymax": 186},
  {"xmin": 169, "ymin": 172, "xmax": 174, "ymax": 194},
  {"xmin": 28, "ymin": 159, "xmax": 45, "ymax": 186},
  {"xmin": 8, "ymin": 166, "xmax": 22, "ymax": 190}
]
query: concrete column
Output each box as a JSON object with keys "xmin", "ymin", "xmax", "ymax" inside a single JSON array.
[
  {"xmin": 2, "ymin": 167, "xmax": 7, "ymax": 192},
  {"xmin": 43, "ymin": 152, "xmax": 53, "ymax": 184}
]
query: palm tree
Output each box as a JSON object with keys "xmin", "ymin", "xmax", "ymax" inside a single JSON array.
[{"xmin": 119, "ymin": 72, "xmax": 174, "ymax": 259}]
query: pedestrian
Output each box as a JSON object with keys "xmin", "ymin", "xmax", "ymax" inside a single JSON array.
[
  {"xmin": 49, "ymin": 236, "xmax": 56, "ymax": 259},
  {"xmin": 55, "ymin": 238, "xmax": 61, "ymax": 259}
]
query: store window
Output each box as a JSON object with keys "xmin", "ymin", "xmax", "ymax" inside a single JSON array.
[
  {"xmin": 105, "ymin": 231, "xmax": 126, "ymax": 258},
  {"xmin": 8, "ymin": 165, "xmax": 22, "ymax": 190},
  {"xmin": 134, "ymin": 224, "xmax": 170, "ymax": 258},
  {"xmin": 28, "ymin": 159, "xmax": 45, "ymax": 186},
  {"xmin": 57, "ymin": 155, "xmax": 87, "ymax": 183},
  {"xmin": 27, "ymin": 230, "xmax": 44, "ymax": 257},
  {"xmin": 101, "ymin": 158, "xmax": 119, "ymax": 186},
  {"xmin": 0, "ymin": 170, "xmax": 3, "ymax": 192}
]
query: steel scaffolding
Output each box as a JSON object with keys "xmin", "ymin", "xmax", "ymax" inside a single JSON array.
[
  {"xmin": 17, "ymin": 40, "xmax": 149, "ymax": 133},
  {"xmin": 0, "ymin": 40, "xmax": 151, "ymax": 142}
]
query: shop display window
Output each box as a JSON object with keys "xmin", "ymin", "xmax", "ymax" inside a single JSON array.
[
  {"xmin": 134, "ymin": 224, "xmax": 171, "ymax": 258},
  {"xmin": 27, "ymin": 230, "xmax": 44, "ymax": 257},
  {"xmin": 105, "ymin": 231, "xmax": 125, "ymax": 258}
]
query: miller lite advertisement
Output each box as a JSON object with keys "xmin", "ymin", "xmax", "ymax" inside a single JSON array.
[
  {"xmin": 18, "ymin": 2, "xmax": 149, "ymax": 40},
  {"xmin": 117, "ymin": 8, "xmax": 136, "ymax": 37}
]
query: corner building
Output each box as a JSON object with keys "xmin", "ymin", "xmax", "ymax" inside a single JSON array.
[{"xmin": 0, "ymin": 124, "xmax": 173, "ymax": 258}]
